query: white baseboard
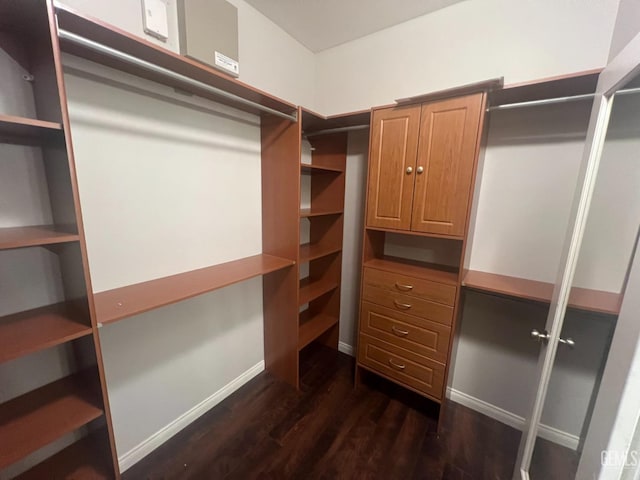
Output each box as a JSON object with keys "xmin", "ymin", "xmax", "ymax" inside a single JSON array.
[
  {"xmin": 118, "ymin": 361, "xmax": 265, "ymax": 472},
  {"xmin": 338, "ymin": 341, "xmax": 354, "ymax": 356},
  {"xmin": 446, "ymin": 387, "xmax": 579, "ymax": 451}
]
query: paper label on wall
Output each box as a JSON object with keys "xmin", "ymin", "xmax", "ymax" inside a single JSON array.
[{"xmin": 215, "ymin": 51, "xmax": 239, "ymax": 76}]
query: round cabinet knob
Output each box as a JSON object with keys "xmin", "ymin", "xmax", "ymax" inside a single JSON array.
[
  {"xmin": 417, "ymin": 166, "xmax": 424, "ymax": 174},
  {"xmin": 406, "ymin": 166, "xmax": 413, "ymax": 174}
]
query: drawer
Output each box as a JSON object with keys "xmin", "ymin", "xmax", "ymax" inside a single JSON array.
[
  {"xmin": 360, "ymin": 301, "xmax": 450, "ymax": 363},
  {"xmin": 363, "ymin": 267, "xmax": 456, "ymax": 306},
  {"xmin": 358, "ymin": 334, "xmax": 445, "ymax": 401},
  {"xmin": 362, "ymin": 284, "xmax": 454, "ymax": 326}
]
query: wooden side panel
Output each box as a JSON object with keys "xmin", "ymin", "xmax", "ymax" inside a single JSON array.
[
  {"xmin": 262, "ymin": 112, "xmax": 300, "ymax": 387},
  {"xmin": 366, "ymin": 106, "xmax": 421, "ymax": 231},
  {"xmin": 411, "ymin": 94, "xmax": 484, "ymax": 236}
]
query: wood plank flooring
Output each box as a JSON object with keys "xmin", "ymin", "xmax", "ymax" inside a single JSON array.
[{"xmin": 123, "ymin": 345, "xmax": 577, "ymax": 479}]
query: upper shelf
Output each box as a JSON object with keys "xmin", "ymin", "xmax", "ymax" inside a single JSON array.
[
  {"xmin": 93, "ymin": 253, "xmax": 294, "ymax": 324},
  {"xmin": 54, "ymin": 3, "xmax": 298, "ymax": 120},
  {"xmin": 364, "ymin": 256, "xmax": 459, "ymax": 286},
  {"xmin": 0, "ymin": 225, "xmax": 79, "ymax": 250},
  {"xmin": 301, "ymin": 107, "xmax": 371, "ymax": 134},
  {"xmin": 462, "ymin": 270, "xmax": 622, "ymax": 316},
  {"xmin": 0, "ymin": 114, "xmax": 64, "ymax": 146},
  {"xmin": 489, "ymin": 69, "xmax": 602, "ymax": 107}
]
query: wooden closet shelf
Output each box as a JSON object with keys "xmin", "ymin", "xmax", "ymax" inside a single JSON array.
[
  {"xmin": 55, "ymin": 4, "xmax": 297, "ymax": 119},
  {"xmin": 300, "ymin": 163, "xmax": 344, "ymax": 174},
  {"xmin": 0, "ymin": 114, "xmax": 63, "ymax": 145},
  {"xmin": 0, "ymin": 302, "xmax": 92, "ymax": 364},
  {"xmin": 0, "ymin": 225, "xmax": 79, "ymax": 250},
  {"xmin": 364, "ymin": 256, "xmax": 459, "ymax": 286},
  {"xmin": 0, "ymin": 371, "xmax": 104, "ymax": 469},
  {"xmin": 298, "ymin": 311, "xmax": 338, "ymax": 350},
  {"xmin": 299, "ymin": 277, "xmax": 339, "ymax": 306},
  {"xmin": 490, "ymin": 69, "xmax": 602, "ymax": 107},
  {"xmin": 462, "ymin": 270, "xmax": 622, "ymax": 315},
  {"xmin": 300, "ymin": 208, "xmax": 343, "ymax": 218},
  {"xmin": 94, "ymin": 253, "xmax": 295, "ymax": 324},
  {"xmin": 299, "ymin": 243, "xmax": 341, "ymax": 263},
  {"xmin": 16, "ymin": 428, "xmax": 113, "ymax": 480},
  {"xmin": 301, "ymin": 107, "xmax": 371, "ymax": 134}
]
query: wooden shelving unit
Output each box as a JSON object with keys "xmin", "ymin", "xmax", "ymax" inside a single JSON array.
[
  {"xmin": 462, "ymin": 270, "xmax": 622, "ymax": 315},
  {"xmin": 0, "ymin": 225, "xmax": 79, "ymax": 250},
  {"xmin": 0, "ymin": 303, "xmax": 93, "ymax": 363},
  {"xmin": 299, "ymin": 242, "xmax": 342, "ymax": 263},
  {"xmin": 94, "ymin": 253, "xmax": 294, "ymax": 324},
  {"xmin": 299, "ymin": 277, "xmax": 340, "ymax": 306},
  {"xmin": 0, "ymin": 372, "xmax": 104, "ymax": 469},
  {"xmin": 0, "ymin": 1, "xmax": 118, "ymax": 477},
  {"xmin": 300, "ymin": 164, "xmax": 343, "ymax": 174},
  {"xmin": 364, "ymin": 256, "xmax": 459, "ymax": 286},
  {"xmin": 298, "ymin": 311, "xmax": 339, "ymax": 350},
  {"xmin": 300, "ymin": 207, "xmax": 344, "ymax": 218}
]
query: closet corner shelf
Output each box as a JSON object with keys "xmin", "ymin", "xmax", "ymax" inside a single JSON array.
[
  {"xmin": 299, "ymin": 277, "xmax": 339, "ymax": 306},
  {"xmin": 365, "ymin": 225, "xmax": 464, "ymax": 241},
  {"xmin": 462, "ymin": 270, "xmax": 622, "ymax": 316},
  {"xmin": 298, "ymin": 311, "xmax": 338, "ymax": 350},
  {"xmin": 300, "ymin": 208, "xmax": 343, "ymax": 218},
  {"xmin": 299, "ymin": 243, "xmax": 341, "ymax": 263},
  {"xmin": 93, "ymin": 253, "xmax": 294, "ymax": 324},
  {"xmin": 364, "ymin": 256, "xmax": 459, "ymax": 286},
  {"xmin": 0, "ymin": 372, "xmax": 104, "ymax": 469},
  {"xmin": 301, "ymin": 107, "xmax": 371, "ymax": 134},
  {"xmin": 300, "ymin": 163, "xmax": 344, "ymax": 174},
  {"xmin": 0, "ymin": 225, "xmax": 79, "ymax": 250},
  {"xmin": 16, "ymin": 428, "xmax": 113, "ymax": 480},
  {"xmin": 0, "ymin": 302, "xmax": 92, "ymax": 364},
  {"xmin": 54, "ymin": 3, "xmax": 297, "ymax": 119},
  {"xmin": 0, "ymin": 114, "xmax": 63, "ymax": 145}
]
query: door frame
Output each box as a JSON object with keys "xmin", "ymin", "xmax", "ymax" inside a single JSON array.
[{"xmin": 514, "ymin": 30, "xmax": 640, "ymax": 480}]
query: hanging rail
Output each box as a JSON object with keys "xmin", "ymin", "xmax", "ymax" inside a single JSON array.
[
  {"xmin": 304, "ymin": 124, "xmax": 370, "ymax": 137},
  {"xmin": 487, "ymin": 86, "xmax": 640, "ymax": 112},
  {"xmin": 56, "ymin": 29, "xmax": 298, "ymax": 122}
]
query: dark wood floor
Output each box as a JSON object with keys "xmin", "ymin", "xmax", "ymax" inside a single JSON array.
[{"xmin": 123, "ymin": 345, "xmax": 577, "ymax": 479}]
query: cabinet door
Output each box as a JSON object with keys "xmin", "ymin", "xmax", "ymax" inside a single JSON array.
[
  {"xmin": 366, "ymin": 105, "xmax": 421, "ymax": 231},
  {"xmin": 411, "ymin": 94, "xmax": 484, "ymax": 236}
]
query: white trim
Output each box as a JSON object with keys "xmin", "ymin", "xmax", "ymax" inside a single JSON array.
[
  {"xmin": 338, "ymin": 341, "xmax": 354, "ymax": 356},
  {"xmin": 446, "ymin": 388, "xmax": 579, "ymax": 451},
  {"xmin": 118, "ymin": 361, "xmax": 265, "ymax": 472}
]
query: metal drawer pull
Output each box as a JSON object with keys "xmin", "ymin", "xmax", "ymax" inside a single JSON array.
[
  {"xmin": 388, "ymin": 358, "xmax": 406, "ymax": 370},
  {"xmin": 393, "ymin": 300, "xmax": 412, "ymax": 310},
  {"xmin": 391, "ymin": 326, "xmax": 409, "ymax": 337},
  {"xmin": 394, "ymin": 282, "xmax": 413, "ymax": 291}
]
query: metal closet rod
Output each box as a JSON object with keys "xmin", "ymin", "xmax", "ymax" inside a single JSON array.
[
  {"xmin": 487, "ymin": 86, "xmax": 640, "ymax": 111},
  {"xmin": 57, "ymin": 28, "xmax": 298, "ymax": 122},
  {"xmin": 304, "ymin": 124, "xmax": 370, "ymax": 137}
]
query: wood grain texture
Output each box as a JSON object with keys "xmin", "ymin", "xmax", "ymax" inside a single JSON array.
[
  {"xmin": 0, "ymin": 302, "xmax": 92, "ymax": 364},
  {"xmin": 366, "ymin": 105, "xmax": 421, "ymax": 231},
  {"xmin": 395, "ymin": 78, "xmax": 503, "ymax": 106},
  {"xmin": 0, "ymin": 114, "xmax": 63, "ymax": 145},
  {"xmin": 261, "ymin": 111, "xmax": 301, "ymax": 388},
  {"xmin": 360, "ymin": 301, "xmax": 451, "ymax": 364},
  {"xmin": 299, "ymin": 243, "xmax": 341, "ymax": 263},
  {"xmin": 55, "ymin": 4, "xmax": 297, "ymax": 118},
  {"xmin": 300, "ymin": 207, "xmax": 343, "ymax": 217},
  {"xmin": 462, "ymin": 270, "xmax": 622, "ymax": 315},
  {"xmin": 16, "ymin": 428, "xmax": 114, "ymax": 480},
  {"xmin": 299, "ymin": 277, "xmax": 339, "ymax": 306},
  {"xmin": 363, "ymin": 266, "xmax": 457, "ymax": 306},
  {"xmin": 0, "ymin": 225, "xmax": 78, "ymax": 250},
  {"xmin": 94, "ymin": 254, "xmax": 294, "ymax": 324},
  {"xmin": 298, "ymin": 311, "xmax": 338, "ymax": 350},
  {"xmin": 301, "ymin": 107, "xmax": 371, "ymax": 134},
  {"xmin": 0, "ymin": 371, "xmax": 104, "ymax": 469},
  {"xmin": 411, "ymin": 94, "xmax": 484, "ymax": 236},
  {"xmin": 300, "ymin": 163, "xmax": 343, "ymax": 174},
  {"xmin": 122, "ymin": 345, "xmax": 576, "ymax": 480}
]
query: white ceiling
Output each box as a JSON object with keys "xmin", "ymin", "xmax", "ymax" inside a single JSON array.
[{"xmin": 244, "ymin": 0, "xmax": 466, "ymax": 53}]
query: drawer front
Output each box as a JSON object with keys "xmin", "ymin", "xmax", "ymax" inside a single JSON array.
[
  {"xmin": 358, "ymin": 334, "xmax": 445, "ymax": 400},
  {"xmin": 360, "ymin": 301, "xmax": 450, "ymax": 363},
  {"xmin": 362, "ymin": 285, "xmax": 454, "ymax": 326},
  {"xmin": 363, "ymin": 267, "xmax": 456, "ymax": 306}
]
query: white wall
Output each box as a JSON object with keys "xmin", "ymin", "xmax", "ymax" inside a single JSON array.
[
  {"xmin": 314, "ymin": 0, "xmax": 619, "ymax": 115},
  {"xmin": 60, "ymin": 0, "xmax": 316, "ymax": 107},
  {"xmin": 608, "ymin": 0, "xmax": 640, "ymax": 60}
]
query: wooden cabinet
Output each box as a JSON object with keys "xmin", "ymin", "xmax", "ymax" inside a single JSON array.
[
  {"xmin": 366, "ymin": 94, "xmax": 485, "ymax": 238},
  {"xmin": 366, "ymin": 105, "xmax": 421, "ymax": 231}
]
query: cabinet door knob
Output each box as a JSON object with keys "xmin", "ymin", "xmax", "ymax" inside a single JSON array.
[
  {"xmin": 406, "ymin": 166, "xmax": 413, "ymax": 174},
  {"xmin": 416, "ymin": 166, "xmax": 424, "ymax": 174}
]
